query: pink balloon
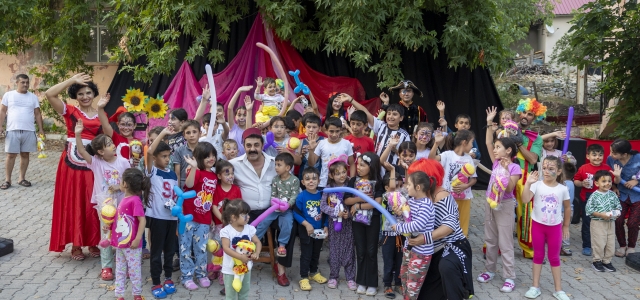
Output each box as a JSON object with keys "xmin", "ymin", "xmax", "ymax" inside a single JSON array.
[{"xmin": 250, "ymin": 198, "xmax": 290, "ymax": 227}]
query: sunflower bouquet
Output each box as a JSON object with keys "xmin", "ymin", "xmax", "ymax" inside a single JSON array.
[{"xmin": 121, "ymin": 88, "xmax": 170, "ymax": 144}]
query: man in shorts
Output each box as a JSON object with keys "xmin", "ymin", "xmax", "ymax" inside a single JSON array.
[{"xmin": 0, "ymin": 74, "xmax": 45, "ymax": 189}]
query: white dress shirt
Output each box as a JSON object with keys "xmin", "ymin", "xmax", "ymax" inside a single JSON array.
[{"xmin": 230, "ymin": 152, "xmax": 277, "ymax": 210}]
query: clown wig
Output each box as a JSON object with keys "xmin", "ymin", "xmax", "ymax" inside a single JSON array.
[
  {"xmin": 408, "ymin": 158, "xmax": 444, "ymax": 187},
  {"xmin": 515, "ymin": 98, "xmax": 547, "ymax": 124}
]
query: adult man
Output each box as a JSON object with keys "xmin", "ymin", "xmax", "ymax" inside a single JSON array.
[
  {"xmin": 0, "ymin": 74, "xmax": 44, "ymax": 189},
  {"xmin": 381, "ymin": 80, "xmax": 428, "ymax": 135},
  {"xmin": 230, "ymin": 127, "xmax": 294, "ymax": 287},
  {"xmin": 513, "ymin": 98, "xmax": 546, "ymax": 258}
]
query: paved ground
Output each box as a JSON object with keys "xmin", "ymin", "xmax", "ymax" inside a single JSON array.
[{"xmin": 2, "ymin": 146, "xmax": 640, "ymax": 299}]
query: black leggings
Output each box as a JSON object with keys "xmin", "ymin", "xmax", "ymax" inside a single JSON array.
[{"xmin": 352, "ymin": 214, "xmax": 381, "ymax": 288}]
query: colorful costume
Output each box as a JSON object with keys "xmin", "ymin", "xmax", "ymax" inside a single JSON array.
[
  {"xmin": 49, "ymin": 104, "xmax": 103, "ymax": 252},
  {"xmin": 389, "ymin": 80, "xmax": 428, "ymax": 135}
]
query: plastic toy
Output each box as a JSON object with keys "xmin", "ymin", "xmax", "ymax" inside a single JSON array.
[
  {"xmin": 288, "ymin": 69, "xmax": 310, "ymax": 95},
  {"xmin": 171, "ymin": 186, "xmax": 196, "ymax": 234},
  {"xmin": 287, "ymin": 137, "xmax": 301, "ymax": 152}
]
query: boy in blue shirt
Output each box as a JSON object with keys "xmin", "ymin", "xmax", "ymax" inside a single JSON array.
[{"xmin": 293, "ymin": 167, "xmax": 328, "ymax": 291}]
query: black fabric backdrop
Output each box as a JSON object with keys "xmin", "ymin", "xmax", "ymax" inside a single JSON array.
[{"xmin": 106, "ymin": 6, "xmax": 502, "ymax": 189}]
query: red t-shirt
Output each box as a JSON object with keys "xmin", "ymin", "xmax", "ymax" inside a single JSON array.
[
  {"xmin": 183, "ymin": 169, "xmax": 218, "ymax": 224},
  {"xmin": 344, "ymin": 134, "xmax": 375, "ymax": 159},
  {"xmin": 574, "ymin": 163, "xmax": 613, "ymax": 201},
  {"xmin": 112, "ymin": 132, "xmax": 131, "ymax": 159},
  {"xmin": 212, "ymin": 184, "xmax": 243, "ymax": 225}
]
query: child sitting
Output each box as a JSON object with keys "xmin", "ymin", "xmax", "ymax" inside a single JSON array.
[
  {"xmin": 254, "ymin": 77, "xmax": 287, "ymax": 123},
  {"xmin": 255, "ymin": 153, "xmax": 300, "ymax": 257},
  {"xmin": 585, "ymin": 170, "xmax": 622, "ymax": 272}
]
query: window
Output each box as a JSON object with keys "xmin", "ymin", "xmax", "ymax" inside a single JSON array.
[{"xmin": 51, "ymin": 10, "xmax": 114, "ymax": 63}]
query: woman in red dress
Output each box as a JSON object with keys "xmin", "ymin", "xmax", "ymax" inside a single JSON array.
[{"xmin": 45, "ymin": 73, "xmax": 104, "ymax": 260}]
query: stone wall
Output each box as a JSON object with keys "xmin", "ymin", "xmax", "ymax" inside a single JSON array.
[{"xmin": 516, "ymin": 71, "xmax": 602, "ymax": 102}]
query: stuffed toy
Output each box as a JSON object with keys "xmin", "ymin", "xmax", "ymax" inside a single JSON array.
[
  {"xmin": 129, "ymin": 140, "xmax": 143, "ymax": 159},
  {"xmin": 232, "ymin": 239, "xmax": 256, "ymax": 292},
  {"xmin": 207, "ymin": 239, "xmax": 223, "ymax": 277},
  {"xmin": 487, "ymin": 168, "xmax": 509, "ymax": 210},
  {"xmin": 451, "ymin": 163, "xmax": 476, "ymax": 199},
  {"xmin": 497, "ymin": 120, "xmax": 523, "ymax": 146},
  {"xmin": 387, "ymin": 191, "xmax": 411, "ymax": 223},
  {"xmin": 99, "ymin": 197, "xmax": 116, "ymax": 248}
]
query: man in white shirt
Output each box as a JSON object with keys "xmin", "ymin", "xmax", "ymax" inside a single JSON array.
[
  {"xmin": 230, "ymin": 127, "xmax": 292, "ymax": 287},
  {"xmin": 0, "ymin": 74, "xmax": 44, "ymax": 189}
]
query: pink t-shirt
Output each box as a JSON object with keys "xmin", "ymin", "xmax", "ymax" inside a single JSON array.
[
  {"xmin": 486, "ymin": 160, "xmax": 522, "ymax": 201},
  {"xmin": 88, "ymin": 156, "xmax": 131, "ymax": 204},
  {"xmin": 110, "ymin": 195, "xmax": 145, "ymax": 248}
]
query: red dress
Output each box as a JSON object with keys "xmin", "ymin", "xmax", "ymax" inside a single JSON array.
[{"xmin": 49, "ymin": 105, "xmax": 103, "ymax": 252}]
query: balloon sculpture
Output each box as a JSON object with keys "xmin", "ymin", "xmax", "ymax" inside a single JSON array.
[
  {"xmin": 262, "ymin": 131, "xmax": 279, "ymax": 152},
  {"xmin": 171, "ymin": 186, "xmax": 196, "ymax": 234},
  {"xmin": 620, "ymin": 179, "xmax": 640, "ymax": 193},
  {"xmin": 99, "ymin": 197, "xmax": 117, "ymax": 248},
  {"xmin": 487, "ymin": 168, "xmax": 510, "ymax": 209},
  {"xmin": 231, "ymin": 239, "xmax": 256, "ymax": 292},
  {"xmin": 288, "ymin": 69, "xmax": 310, "ymax": 95},
  {"xmin": 323, "ymin": 187, "xmax": 397, "ymax": 225},
  {"xmin": 287, "ymin": 137, "xmax": 301, "ymax": 152},
  {"xmin": 562, "ymin": 106, "xmax": 574, "ymax": 155},
  {"xmin": 250, "ymin": 198, "xmax": 289, "ymax": 227},
  {"xmin": 451, "ymin": 163, "xmax": 476, "ymax": 199}
]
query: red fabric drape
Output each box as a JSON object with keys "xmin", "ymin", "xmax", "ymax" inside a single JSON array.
[{"xmin": 150, "ymin": 61, "xmax": 203, "ymax": 128}]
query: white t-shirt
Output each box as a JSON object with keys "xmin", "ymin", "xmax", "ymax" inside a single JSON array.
[
  {"xmin": 145, "ymin": 166, "xmax": 178, "ymax": 220},
  {"xmin": 219, "ymin": 224, "xmax": 257, "ymax": 275},
  {"xmin": 440, "ymin": 151, "xmax": 477, "ymax": 200},
  {"xmin": 1, "ymin": 90, "xmax": 40, "ymax": 131},
  {"xmin": 199, "ymin": 122, "xmax": 228, "ymax": 159},
  {"xmin": 313, "ymin": 139, "xmax": 354, "ymax": 187},
  {"xmin": 88, "ymin": 156, "xmax": 131, "ymax": 205},
  {"xmin": 416, "ymin": 148, "xmax": 431, "ymax": 160},
  {"xmin": 529, "ymin": 181, "xmax": 570, "ymax": 226},
  {"xmin": 256, "ymin": 94, "xmax": 284, "ymax": 108}
]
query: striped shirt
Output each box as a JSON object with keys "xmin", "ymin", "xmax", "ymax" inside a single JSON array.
[
  {"xmin": 395, "ymin": 197, "xmax": 435, "ymax": 255},
  {"xmin": 586, "ymin": 190, "xmax": 622, "ymax": 221},
  {"xmin": 372, "ymin": 118, "xmax": 410, "ymax": 176},
  {"xmin": 424, "ymin": 195, "xmax": 465, "ymax": 249}
]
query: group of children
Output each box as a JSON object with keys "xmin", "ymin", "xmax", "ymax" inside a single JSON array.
[{"xmin": 78, "ymin": 77, "xmax": 640, "ymax": 300}]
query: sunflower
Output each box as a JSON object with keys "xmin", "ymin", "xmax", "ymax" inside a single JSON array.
[
  {"xmin": 144, "ymin": 95, "xmax": 169, "ymax": 119},
  {"xmin": 122, "ymin": 88, "xmax": 147, "ymax": 112}
]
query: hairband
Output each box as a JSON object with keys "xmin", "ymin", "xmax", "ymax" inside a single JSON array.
[
  {"xmin": 328, "ymin": 92, "xmax": 338, "ymax": 99},
  {"xmin": 361, "ymin": 155, "xmax": 371, "ymax": 164},
  {"xmin": 328, "ymin": 154, "xmax": 349, "ymax": 169}
]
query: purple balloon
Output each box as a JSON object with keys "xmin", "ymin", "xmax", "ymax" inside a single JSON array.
[
  {"xmin": 562, "ymin": 106, "xmax": 574, "ymax": 155},
  {"xmin": 263, "ymin": 131, "xmax": 279, "ymax": 151}
]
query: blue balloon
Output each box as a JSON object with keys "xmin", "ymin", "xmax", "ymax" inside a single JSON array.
[
  {"xmin": 620, "ymin": 179, "xmax": 640, "ymax": 193},
  {"xmin": 172, "ymin": 185, "xmax": 196, "ymax": 234},
  {"xmin": 323, "ymin": 187, "xmax": 397, "ymax": 225},
  {"xmin": 288, "ymin": 69, "xmax": 310, "ymax": 95}
]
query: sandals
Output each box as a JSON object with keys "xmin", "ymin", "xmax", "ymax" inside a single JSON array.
[
  {"xmin": 276, "ymin": 246, "xmax": 287, "ymax": 257},
  {"xmin": 71, "ymin": 247, "xmax": 85, "ymax": 261},
  {"xmin": 299, "ymin": 278, "xmax": 312, "ymax": 291},
  {"xmin": 88, "ymin": 246, "xmax": 101, "ymax": 258},
  {"xmin": 0, "ymin": 181, "xmax": 10, "ymax": 190},
  {"xmin": 18, "ymin": 180, "xmax": 31, "ymax": 187},
  {"xmin": 101, "ymin": 268, "xmax": 114, "ymax": 281},
  {"xmin": 310, "ymin": 272, "xmax": 327, "ymax": 284}
]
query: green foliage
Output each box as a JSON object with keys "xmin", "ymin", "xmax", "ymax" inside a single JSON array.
[{"xmin": 552, "ymin": 0, "xmax": 640, "ymax": 139}]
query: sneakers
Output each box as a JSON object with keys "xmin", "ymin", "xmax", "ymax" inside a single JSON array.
[
  {"xmin": 356, "ymin": 285, "xmax": 367, "ymax": 294},
  {"xmin": 560, "ymin": 248, "xmax": 572, "ymax": 256},
  {"xmin": 553, "ymin": 290, "xmax": 571, "ymax": 300},
  {"xmin": 327, "ymin": 279, "xmax": 337, "ymax": 289},
  {"xmin": 151, "ymin": 285, "xmax": 167, "ymax": 299},
  {"xmin": 615, "ymin": 246, "xmax": 627, "ymax": 257},
  {"xmin": 384, "ymin": 286, "xmax": 396, "ymax": 299},
  {"xmin": 500, "ymin": 279, "xmax": 515, "ymax": 293},
  {"xmin": 524, "ymin": 286, "xmax": 541, "ymax": 299},
  {"xmin": 347, "ymin": 280, "xmax": 357, "ymax": 291},
  {"xmin": 366, "ymin": 287, "xmax": 377, "ymax": 296},
  {"xmin": 163, "ymin": 279, "xmax": 176, "ymax": 294},
  {"xmin": 592, "ymin": 261, "xmax": 605, "ymax": 272},
  {"xmin": 602, "ymin": 262, "xmax": 616, "ymax": 272},
  {"xmin": 582, "ymin": 247, "xmax": 592, "ymax": 256},
  {"xmin": 476, "ymin": 272, "xmax": 495, "ymax": 283},
  {"xmin": 198, "ymin": 277, "xmax": 211, "ymax": 288},
  {"xmin": 183, "ymin": 279, "xmax": 198, "ymax": 290}
]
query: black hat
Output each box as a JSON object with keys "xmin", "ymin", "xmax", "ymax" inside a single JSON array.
[{"xmin": 389, "ymin": 80, "xmax": 423, "ymax": 97}]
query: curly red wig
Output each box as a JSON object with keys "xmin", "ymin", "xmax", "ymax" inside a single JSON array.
[{"xmin": 407, "ymin": 158, "xmax": 444, "ymax": 187}]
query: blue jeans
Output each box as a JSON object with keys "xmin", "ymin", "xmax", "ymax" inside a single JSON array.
[
  {"xmin": 179, "ymin": 221, "xmax": 209, "ymax": 283},
  {"xmin": 255, "ymin": 209, "xmax": 293, "ymax": 246}
]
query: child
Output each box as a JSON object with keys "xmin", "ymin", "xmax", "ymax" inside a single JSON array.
[
  {"xmin": 138, "ymin": 126, "xmax": 167, "ymax": 172},
  {"xmin": 288, "ymin": 95, "xmax": 321, "ymax": 134},
  {"xmin": 254, "ymin": 77, "xmax": 288, "ymax": 123},
  {"xmin": 452, "ymin": 114, "xmax": 481, "ymax": 160},
  {"xmin": 477, "ymin": 135, "xmax": 521, "ymax": 293},
  {"xmin": 145, "ymin": 127, "xmax": 180, "ymax": 298},
  {"xmin": 499, "ymin": 110, "xmax": 514, "ymax": 126},
  {"xmin": 561, "ymin": 162, "xmax": 577, "ymax": 256},
  {"xmin": 574, "ymin": 144, "xmax": 613, "ymax": 256},
  {"xmin": 344, "ymin": 152, "xmax": 384, "ymax": 296},
  {"xmin": 220, "ymin": 199, "xmax": 262, "ymax": 300},
  {"xmin": 585, "ymin": 170, "xmax": 622, "ymax": 272},
  {"xmin": 74, "ymin": 120, "xmax": 130, "ymax": 280},
  {"xmin": 323, "ymin": 92, "xmax": 348, "ymax": 124},
  {"xmin": 226, "ymin": 86, "xmax": 254, "ymax": 155},
  {"xmin": 167, "ymin": 108, "xmax": 188, "ymax": 153},
  {"xmin": 181, "ymin": 142, "xmax": 219, "ymax": 290},
  {"xmin": 293, "ymin": 167, "xmax": 329, "ymax": 291},
  {"xmin": 346, "ymin": 94, "xmax": 411, "ymax": 176},
  {"xmin": 97, "ymin": 95, "xmax": 135, "ymax": 162},
  {"xmin": 381, "ymin": 138, "xmax": 417, "ymax": 178},
  {"xmin": 285, "ymin": 110, "xmax": 302, "ymax": 138},
  {"xmin": 380, "ymin": 165, "xmax": 405, "ymax": 298},
  {"xmin": 521, "ymin": 156, "xmax": 571, "ymax": 300},
  {"xmin": 299, "ymin": 114, "xmax": 325, "ymax": 180},
  {"xmin": 172, "ymin": 120, "xmax": 201, "ymax": 187},
  {"xmin": 413, "ymin": 122, "xmax": 434, "ymax": 160},
  {"xmin": 211, "ymin": 160, "xmax": 243, "ymax": 288},
  {"xmin": 263, "ymin": 116, "xmax": 290, "ymax": 158},
  {"xmin": 429, "ymin": 129, "xmax": 478, "ymax": 236},
  {"xmin": 284, "ymin": 116, "xmax": 297, "ymax": 137},
  {"xmin": 255, "ymin": 153, "xmax": 300, "ymax": 258},
  {"xmin": 540, "ymin": 132, "xmax": 563, "ymax": 159},
  {"xmin": 198, "ymin": 107, "xmax": 229, "ymax": 159},
  {"xmin": 308, "ymin": 116, "xmax": 355, "ymax": 187},
  {"xmin": 320, "ymin": 156, "xmax": 356, "ymax": 290},
  {"xmin": 108, "ymin": 168, "xmax": 148, "ymax": 300},
  {"xmin": 344, "ymin": 110, "xmax": 375, "ymax": 161},
  {"xmin": 391, "ymin": 171, "xmax": 436, "ymax": 300},
  {"xmin": 222, "ymin": 139, "xmax": 239, "ymax": 161}
]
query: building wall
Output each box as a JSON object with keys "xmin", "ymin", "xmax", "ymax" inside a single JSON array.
[
  {"xmin": 542, "ymin": 15, "xmax": 574, "ymax": 70},
  {"xmin": 511, "ymin": 24, "xmax": 543, "ymax": 55}
]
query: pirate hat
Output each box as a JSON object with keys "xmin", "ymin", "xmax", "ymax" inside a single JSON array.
[{"xmin": 389, "ymin": 80, "xmax": 423, "ymax": 97}]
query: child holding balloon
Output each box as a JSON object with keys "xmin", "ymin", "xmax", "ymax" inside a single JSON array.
[{"xmin": 320, "ymin": 156, "xmax": 356, "ymax": 290}]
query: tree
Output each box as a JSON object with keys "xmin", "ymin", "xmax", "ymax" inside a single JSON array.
[{"xmin": 552, "ymin": 0, "xmax": 640, "ymax": 139}]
